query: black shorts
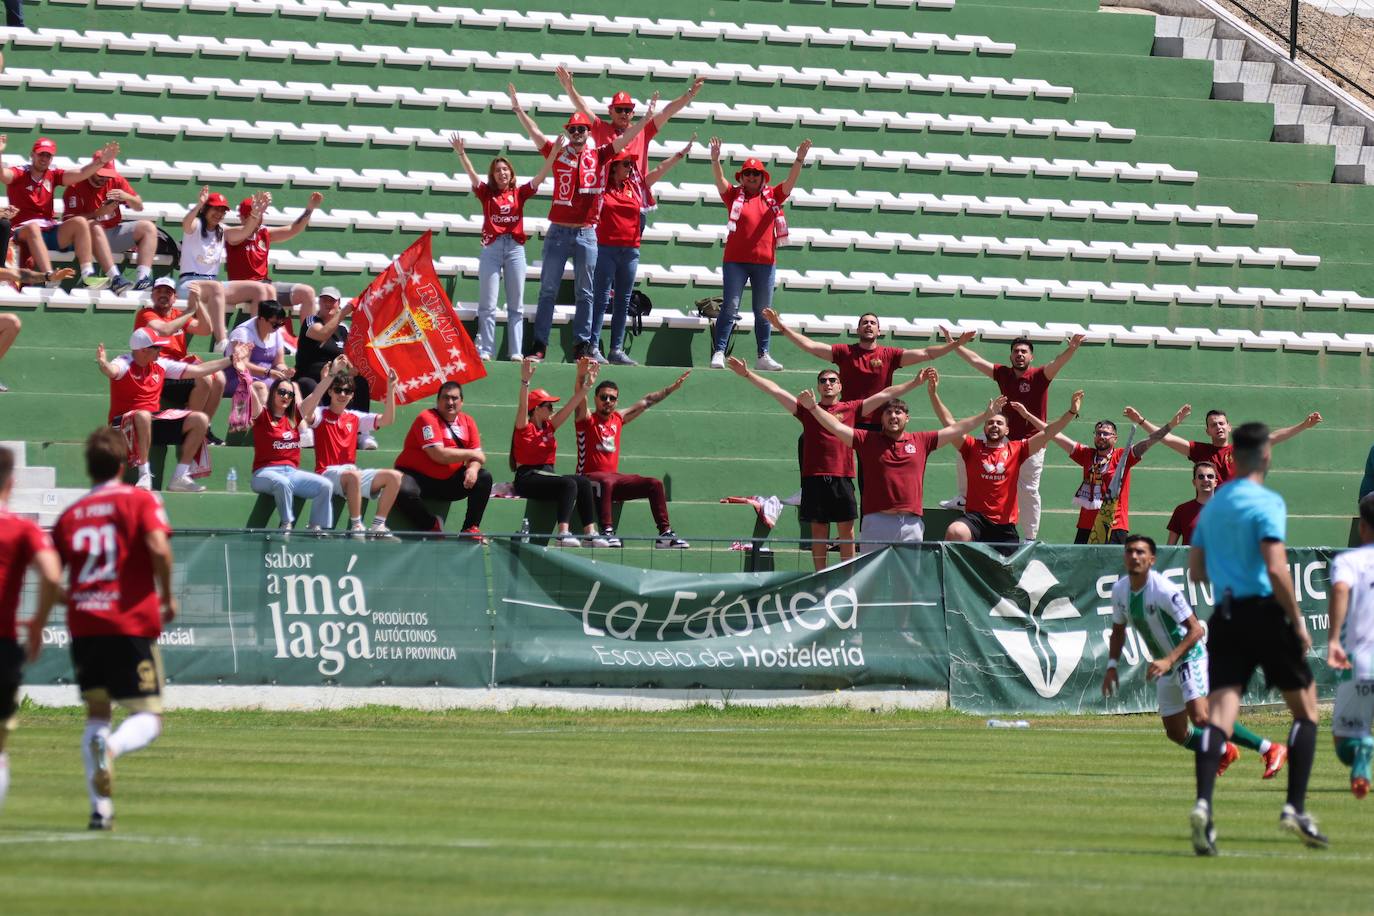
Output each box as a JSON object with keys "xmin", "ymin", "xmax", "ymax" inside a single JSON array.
[
  {"xmin": 0, "ymin": 638, "xmax": 22, "ymax": 726},
  {"xmin": 1206, "ymin": 594, "xmax": 1314, "ymax": 693},
  {"xmin": 71, "ymin": 636, "xmax": 165, "ymax": 712},
  {"xmin": 161, "ymin": 377, "xmax": 195, "ymax": 409},
  {"xmin": 958, "ymin": 512, "xmax": 1020, "ymax": 544},
  {"xmin": 1075, "ymin": 527, "xmax": 1127, "ymax": 545},
  {"xmin": 799, "ymin": 476, "xmax": 858, "ymax": 523},
  {"xmin": 110, "ymin": 416, "xmax": 185, "ymax": 447}
]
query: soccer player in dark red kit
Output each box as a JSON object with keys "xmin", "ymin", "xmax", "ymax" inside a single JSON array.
[{"xmin": 51, "ymin": 427, "xmax": 177, "ymax": 830}]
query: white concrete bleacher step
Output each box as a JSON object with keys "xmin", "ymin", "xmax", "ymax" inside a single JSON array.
[{"xmin": 0, "ymin": 442, "xmax": 80, "ymax": 525}]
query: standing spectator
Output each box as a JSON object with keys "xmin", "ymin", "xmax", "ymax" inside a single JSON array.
[
  {"xmin": 585, "ymin": 139, "xmax": 693, "ymax": 366},
  {"xmin": 308, "ymin": 360, "xmax": 402, "ymax": 539},
  {"xmin": 1131, "ymin": 406, "xmax": 1322, "ymax": 484},
  {"xmin": 225, "ymin": 191, "xmax": 324, "ymax": 326},
  {"xmin": 247, "ymin": 374, "xmax": 334, "ymax": 532},
  {"xmin": 574, "ymin": 365, "xmax": 691, "ymax": 549},
  {"xmin": 393, "ymin": 381, "xmax": 493, "ymax": 537},
  {"xmin": 225, "ymin": 300, "xmax": 293, "ymax": 405},
  {"xmin": 1188, "ymin": 422, "xmax": 1326, "ymax": 854},
  {"xmin": 95, "ymin": 331, "xmax": 242, "ymax": 492},
  {"xmin": 707, "ymin": 136, "xmax": 811, "ymax": 372},
  {"xmin": 512, "ymin": 358, "xmax": 607, "ymax": 547},
  {"xmin": 941, "ymin": 331, "xmax": 1085, "ymax": 540},
  {"xmin": 178, "ymin": 186, "xmax": 275, "ymax": 346},
  {"xmin": 296, "ymin": 287, "xmax": 374, "ymax": 451},
  {"xmin": 507, "ymin": 87, "xmax": 652, "ymax": 361},
  {"xmin": 0, "ymin": 136, "xmax": 121, "ymax": 289},
  {"xmin": 61, "ymin": 160, "xmax": 158, "ymax": 291},
  {"xmin": 133, "ymin": 278, "xmax": 225, "ymax": 435},
  {"xmin": 449, "ymin": 135, "xmax": 560, "ymax": 362},
  {"xmin": 1045, "ymin": 406, "xmax": 1186, "ymax": 544},
  {"xmin": 1327, "ymin": 492, "xmax": 1374, "ymax": 798},
  {"xmin": 1167, "ymin": 461, "xmax": 1219, "ymax": 546}
]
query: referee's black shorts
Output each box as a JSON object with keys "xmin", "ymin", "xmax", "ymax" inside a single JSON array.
[
  {"xmin": 1206, "ymin": 594, "xmax": 1314, "ymax": 693},
  {"xmin": 799, "ymin": 475, "xmax": 858, "ymax": 524}
]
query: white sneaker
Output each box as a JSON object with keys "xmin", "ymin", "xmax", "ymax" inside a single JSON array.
[
  {"xmin": 709, "ymin": 351, "xmax": 725, "ymax": 369},
  {"xmin": 754, "ymin": 353, "xmax": 784, "ymax": 372},
  {"xmin": 135, "ymin": 473, "xmax": 153, "ymax": 491},
  {"xmin": 368, "ymin": 522, "xmax": 398, "ymax": 541},
  {"xmin": 553, "ymin": 535, "xmax": 581, "ymax": 547},
  {"xmin": 477, "ymin": 350, "xmax": 493, "ymax": 361},
  {"xmin": 359, "ymin": 435, "xmax": 379, "ymax": 451},
  {"xmin": 349, "ymin": 521, "xmax": 367, "ymax": 541},
  {"xmin": 938, "ymin": 495, "xmax": 966, "ymax": 510},
  {"xmin": 167, "ymin": 474, "xmax": 206, "ymax": 493},
  {"xmin": 585, "ymin": 536, "xmax": 611, "ymax": 548}
]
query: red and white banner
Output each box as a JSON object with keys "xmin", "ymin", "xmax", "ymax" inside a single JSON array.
[{"xmin": 345, "ymin": 232, "xmax": 485, "ymax": 404}]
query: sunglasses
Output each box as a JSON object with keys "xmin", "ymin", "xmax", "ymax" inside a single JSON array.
[
  {"xmin": 613, "ymin": 106, "xmax": 634, "ymax": 114},
  {"xmin": 332, "ymin": 387, "xmax": 354, "ymax": 395},
  {"xmin": 598, "ymin": 393, "xmax": 618, "ymax": 402},
  {"xmin": 818, "ymin": 378, "xmax": 840, "ymax": 385},
  {"xmin": 741, "ymin": 169, "xmax": 763, "ymax": 177},
  {"xmin": 567, "ymin": 126, "xmax": 588, "ymax": 134},
  {"xmin": 275, "ymin": 389, "xmax": 295, "ymax": 399}
]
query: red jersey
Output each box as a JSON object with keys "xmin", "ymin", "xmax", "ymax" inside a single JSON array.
[
  {"xmin": 721, "ymin": 184, "xmax": 789, "ymax": 265},
  {"xmin": 1070, "ymin": 444, "xmax": 1141, "ymax": 531},
  {"xmin": 512, "ymin": 422, "xmax": 557, "ymax": 467},
  {"xmin": 225, "ymin": 226, "xmax": 271, "ymax": 282},
  {"xmin": 992, "ymin": 365, "xmax": 1051, "ymax": 440},
  {"xmin": 475, "ymin": 181, "xmax": 536, "ymax": 246},
  {"xmin": 831, "ymin": 344, "xmax": 902, "ymax": 419},
  {"xmin": 53, "ymin": 482, "xmax": 171, "ymax": 639},
  {"xmin": 107, "ymin": 356, "xmax": 189, "ymax": 422},
  {"xmin": 6, "ymin": 164, "xmax": 64, "ymax": 228},
  {"xmin": 252, "ymin": 410, "xmax": 303, "ymax": 471},
  {"xmin": 1167, "ymin": 498, "xmax": 1205, "ymax": 545},
  {"xmin": 396, "ymin": 409, "xmax": 481, "ymax": 480},
  {"xmin": 590, "ymin": 118, "xmax": 658, "ymax": 176},
  {"xmin": 540, "ymin": 140, "xmax": 611, "ymax": 226},
  {"xmin": 61, "ymin": 174, "xmax": 133, "ymax": 230},
  {"xmin": 960, "ymin": 436, "xmax": 1030, "ymax": 525},
  {"xmin": 795, "ymin": 399, "xmax": 860, "ymax": 478},
  {"xmin": 0, "ymin": 511, "xmax": 53, "ymax": 640},
  {"xmin": 596, "ymin": 181, "xmax": 645, "ymax": 247},
  {"xmin": 310, "ymin": 408, "xmax": 379, "ymax": 473},
  {"xmin": 1188, "ymin": 441, "xmax": 1235, "ymax": 483},
  {"xmin": 851, "ymin": 429, "xmax": 938, "ymax": 516},
  {"xmin": 576, "ymin": 411, "xmax": 623, "ymax": 474},
  {"xmin": 133, "ymin": 307, "xmax": 190, "ymax": 362}
]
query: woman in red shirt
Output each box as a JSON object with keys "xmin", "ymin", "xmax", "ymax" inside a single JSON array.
[
  {"xmin": 451, "ymin": 136, "xmax": 561, "ymax": 363},
  {"xmin": 247, "ymin": 371, "xmax": 334, "ymax": 532},
  {"xmin": 707, "ymin": 136, "xmax": 812, "ymax": 373},
  {"xmin": 511, "ymin": 357, "xmax": 604, "ymax": 547},
  {"xmin": 583, "ymin": 138, "xmax": 693, "ymax": 367}
]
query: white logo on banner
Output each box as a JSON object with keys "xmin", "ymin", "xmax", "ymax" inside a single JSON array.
[{"xmin": 989, "ymin": 560, "xmax": 1086, "ymax": 698}]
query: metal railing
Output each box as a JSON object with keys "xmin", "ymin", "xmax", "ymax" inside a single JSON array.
[{"xmin": 1222, "ymin": 0, "xmax": 1374, "ymax": 101}]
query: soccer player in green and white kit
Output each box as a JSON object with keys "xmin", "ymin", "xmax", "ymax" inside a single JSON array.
[
  {"xmin": 1102, "ymin": 535, "xmax": 1287, "ymax": 778},
  {"xmin": 1327, "ymin": 493, "xmax": 1374, "ymax": 798}
]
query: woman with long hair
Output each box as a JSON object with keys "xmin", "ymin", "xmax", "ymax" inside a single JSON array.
[
  {"xmin": 246, "ymin": 363, "xmax": 334, "ymax": 533},
  {"xmin": 178, "ymin": 185, "xmax": 275, "ymax": 348}
]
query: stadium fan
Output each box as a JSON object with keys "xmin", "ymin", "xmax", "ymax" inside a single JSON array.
[
  {"xmin": 178, "ymin": 186, "xmax": 275, "ymax": 345},
  {"xmin": 393, "ymin": 380, "xmax": 493, "ymax": 538},
  {"xmin": 226, "ymin": 191, "xmax": 323, "ymax": 327},
  {"xmin": 96, "ymin": 331, "xmax": 243, "ymax": 492},
  {"xmin": 513, "ymin": 357, "xmax": 607, "ymax": 547},
  {"xmin": 1129, "ymin": 405, "xmax": 1322, "ymax": 483},
  {"xmin": 1166, "ymin": 461, "xmax": 1219, "ymax": 546},
  {"xmin": 307, "ymin": 359, "xmax": 401, "ymax": 539},
  {"xmin": 0, "ymin": 135, "xmax": 120, "ymax": 289},
  {"xmin": 506, "ymin": 85, "xmax": 655, "ymax": 362},
  {"xmin": 225, "ymin": 300, "xmax": 293, "ymax": 406},
  {"xmin": 1327, "ymin": 492, "xmax": 1374, "ymax": 798},
  {"xmin": 296, "ymin": 287, "xmax": 375, "ymax": 448},
  {"xmin": 707, "ymin": 136, "xmax": 812, "ymax": 372},
  {"xmin": 449, "ymin": 135, "xmax": 560, "ymax": 362},
  {"xmin": 61, "ymin": 160, "xmax": 158, "ymax": 292},
  {"xmin": 247, "ymin": 372, "xmax": 334, "ymax": 532},
  {"xmin": 573, "ymin": 364, "xmax": 691, "ymax": 549},
  {"xmin": 0, "ymin": 271, "xmax": 76, "ymax": 389},
  {"xmin": 585, "ymin": 138, "xmax": 693, "ymax": 367},
  {"xmin": 133, "ymin": 278, "xmax": 226, "ymax": 438}
]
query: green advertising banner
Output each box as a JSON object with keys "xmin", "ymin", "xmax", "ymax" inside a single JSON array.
[
  {"xmin": 943, "ymin": 544, "xmax": 1339, "ymax": 715},
  {"xmin": 488, "ymin": 541, "xmax": 948, "ymax": 690}
]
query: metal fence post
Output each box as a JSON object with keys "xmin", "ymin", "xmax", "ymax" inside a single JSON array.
[{"xmin": 1289, "ymin": 0, "xmax": 1298, "ymax": 61}]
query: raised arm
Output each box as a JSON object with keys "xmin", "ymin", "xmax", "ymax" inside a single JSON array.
[
  {"xmin": 0, "ymin": 135, "xmax": 13, "ymax": 184},
  {"xmin": 573, "ymin": 359, "xmax": 593, "ymax": 422},
  {"xmin": 550, "ymin": 359, "xmax": 595, "ymax": 430},
  {"xmin": 554, "ymin": 66, "xmax": 596, "ymax": 122},
  {"xmin": 1042, "ymin": 334, "xmax": 1085, "ymax": 380},
  {"xmin": 515, "ymin": 357, "xmax": 536, "ymax": 430},
  {"xmin": 607, "ymin": 109, "xmax": 654, "ymax": 156},
  {"xmin": 645, "ymin": 136, "xmax": 695, "ymax": 187},
  {"xmin": 925, "ymin": 368, "xmax": 955, "ymax": 427},
  {"xmin": 762, "ymin": 308, "xmax": 831, "ymax": 360},
  {"xmin": 94, "ymin": 343, "xmax": 120, "ymax": 379},
  {"xmin": 1271, "ymin": 411, "xmax": 1323, "ymax": 445},
  {"xmin": 898, "ymin": 330, "xmax": 974, "ymax": 368},
  {"xmin": 377, "ymin": 368, "xmax": 399, "ymax": 430},
  {"xmin": 858, "ymin": 366, "xmax": 935, "ymax": 418},
  {"xmin": 224, "ymin": 191, "xmax": 269, "ymax": 245},
  {"xmin": 652, "ymin": 76, "xmax": 706, "ymax": 128},
  {"xmin": 297, "ymin": 356, "xmax": 338, "ymax": 420},
  {"xmin": 727, "ymin": 356, "xmax": 797, "ymax": 412},
  {"xmin": 529, "ymin": 135, "xmax": 564, "ymax": 189},
  {"xmin": 181, "ymin": 341, "xmax": 248, "ymax": 380},
  {"xmin": 708, "ymin": 136, "xmax": 731, "ymax": 198},
  {"xmin": 1124, "ymin": 404, "xmax": 1192, "ymax": 457},
  {"xmin": 799, "ymin": 389, "xmax": 855, "ymax": 448},
  {"xmin": 142, "ymin": 308, "xmax": 198, "ymax": 337},
  {"xmin": 935, "ymin": 395, "xmax": 1009, "ymax": 447},
  {"xmin": 507, "ymin": 83, "xmax": 548, "ymax": 148},
  {"xmin": 305, "ymin": 300, "xmax": 351, "ymax": 342},
  {"xmin": 182, "ymin": 185, "xmax": 211, "ymax": 234},
  {"xmin": 267, "ymin": 191, "xmax": 322, "ymax": 243},
  {"xmin": 61, "ymin": 141, "xmax": 119, "ymax": 187},
  {"xmin": 940, "ymin": 326, "xmax": 997, "ymax": 378},
  {"xmin": 1024, "ymin": 390, "xmax": 1084, "ymax": 455},
  {"xmin": 775, "ymin": 139, "xmax": 812, "ymax": 197},
  {"xmin": 1128, "ymin": 403, "xmax": 1189, "ymax": 460},
  {"xmin": 449, "ymin": 134, "xmax": 483, "ymax": 187},
  {"xmin": 622, "ymin": 370, "xmax": 690, "ymax": 425}
]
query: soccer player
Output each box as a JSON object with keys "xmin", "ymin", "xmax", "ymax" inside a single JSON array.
[
  {"xmin": 1130, "ymin": 406, "xmax": 1321, "ymax": 483},
  {"xmin": 1103, "ymin": 535, "xmax": 1286, "ymax": 777},
  {"xmin": 1166, "ymin": 461, "xmax": 1218, "ymax": 546},
  {"xmin": 1188, "ymin": 422, "xmax": 1326, "ymax": 854},
  {"xmin": 393, "ymin": 381, "xmax": 493, "ymax": 537},
  {"xmin": 61, "ymin": 159, "xmax": 158, "ymax": 291},
  {"xmin": 1326, "ymin": 492, "xmax": 1374, "ymax": 798},
  {"xmin": 308, "ymin": 360, "xmax": 402, "ymax": 538},
  {"xmin": 0, "ymin": 445, "xmax": 62, "ymax": 812},
  {"xmin": 51, "ymin": 428, "xmax": 178, "ymax": 830}
]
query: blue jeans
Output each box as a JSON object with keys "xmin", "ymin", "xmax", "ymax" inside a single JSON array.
[
  {"xmin": 252, "ymin": 465, "xmax": 334, "ymax": 528},
  {"xmin": 477, "ymin": 234, "xmax": 525, "ymax": 358},
  {"xmin": 4, "ymin": 0, "xmax": 23, "ymax": 27},
  {"xmin": 533, "ymin": 224, "xmax": 596, "ymax": 353},
  {"xmin": 713, "ymin": 261, "xmax": 775, "ymax": 356},
  {"xmin": 584, "ymin": 244, "xmax": 640, "ymax": 353}
]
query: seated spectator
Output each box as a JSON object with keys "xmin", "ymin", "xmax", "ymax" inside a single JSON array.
[
  {"xmin": 225, "ymin": 300, "xmax": 292, "ymax": 405},
  {"xmin": 178, "ymin": 186, "xmax": 275, "ymax": 345},
  {"xmin": 226, "ymin": 191, "xmax": 323, "ymax": 327},
  {"xmin": 0, "ymin": 268, "xmax": 73, "ymax": 390},
  {"xmin": 1, "ymin": 204, "xmax": 12, "ymax": 269},
  {"xmin": 1, "ymin": 136, "xmax": 122, "ymax": 290},
  {"xmin": 308, "ymin": 359, "xmax": 402, "ymax": 539},
  {"xmin": 247, "ymin": 374, "xmax": 334, "ymax": 533},
  {"xmin": 61, "ymin": 160, "xmax": 158, "ymax": 291},
  {"xmin": 95, "ymin": 330, "xmax": 242, "ymax": 492},
  {"xmin": 512, "ymin": 358, "xmax": 606, "ymax": 547},
  {"xmin": 1166, "ymin": 461, "xmax": 1218, "ymax": 546},
  {"xmin": 393, "ymin": 381, "xmax": 493, "ymax": 537},
  {"xmin": 296, "ymin": 287, "xmax": 374, "ymax": 448},
  {"xmin": 134, "ymin": 278, "xmax": 225, "ymax": 437}
]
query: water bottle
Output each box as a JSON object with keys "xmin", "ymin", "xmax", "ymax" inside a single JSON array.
[
  {"xmin": 987, "ymin": 719, "xmax": 1031, "ymax": 729},
  {"xmin": 517, "ymin": 517, "xmax": 531, "ymax": 543},
  {"xmin": 226, "ymin": 467, "xmax": 238, "ymax": 493}
]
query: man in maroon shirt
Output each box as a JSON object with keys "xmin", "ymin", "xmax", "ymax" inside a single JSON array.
[
  {"xmin": 1167, "ymin": 460, "xmax": 1219, "ymax": 545},
  {"xmin": 943, "ymin": 331, "xmax": 1085, "ymax": 540},
  {"xmin": 1128, "ymin": 405, "xmax": 1321, "ymax": 485},
  {"xmin": 61, "ymin": 161, "xmax": 158, "ymax": 291}
]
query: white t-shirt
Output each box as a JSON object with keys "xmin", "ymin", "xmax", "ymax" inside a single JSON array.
[
  {"xmin": 227, "ymin": 317, "xmax": 285, "ymax": 366},
  {"xmin": 1332, "ymin": 544, "xmax": 1374, "ymax": 680},
  {"xmin": 180, "ymin": 218, "xmax": 226, "ymax": 275}
]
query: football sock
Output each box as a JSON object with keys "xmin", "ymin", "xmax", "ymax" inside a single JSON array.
[
  {"xmin": 1182, "ymin": 725, "xmax": 1204, "ymax": 751},
  {"xmin": 108, "ymin": 712, "xmax": 161, "ymax": 758},
  {"xmin": 1286, "ymin": 718, "xmax": 1318, "ymax": 813},
  {"xmin": 1336, "ymin": 737, "xmax": 1361, "ymax": 766},
  {"xmin": 82, "ymin": 719, "xmax": 113, "ymax": 815},
  {"xmin": 370, "ymin": 515, "xmax": 387, "ymax": 527},
  {"xmin": 1194, "ymin": 724, "xmax": 1226, "ymax": 805},
  {"xmin": 350, "ymin": 516, "xmax": 362, "ymax": 526},
  {"xmin": 136, "ymin": 266, "xmax": 152, "ymax": 281},
  {"xmin": 0, "ymin": 752, "xmax": 9, "ymax": 811},
  {"xmin": 173, "ymin": 463, "xmax": 191, "ymax": 480},
  {"xmin": 1231, "ymin": 722, "xmax": 1270, "ymax": 753}
]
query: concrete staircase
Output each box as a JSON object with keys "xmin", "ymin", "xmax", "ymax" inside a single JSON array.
[
  {"xmin": 1154, "ymin": 15, "xmax": 1374, "ymax": 184},
  {"xmin": 1, "ymin": 440, "xmax": 85, "ymax": 526}
]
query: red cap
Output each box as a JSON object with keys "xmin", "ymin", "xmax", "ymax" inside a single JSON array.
[
  {"xmin": 607, "ymin": 91, "xmax": 635, "ymax": 112},
  {"xmin": 205, "ymin": 193, "xmax": 230, "ymax": 209},
  {"xmin": 526, "ymin": 388, "xmax": 561, "ymax": 412},
  {"xmin": 565, "ymin": 112, "xmax": 593, "ymax": 130},
  {"xmin": 610, "ymin": 149, "xmax": 637, "ymax": 164},
  {"xmin": 238, "ymin": 197, "xmax": 255, "ymax": 219},
  {"xmin": 32, "ymin": 137, "xmax": 56, "ymax": 155},
  {"xmin": 96, "ymin": 161, "xmax": 120, "ymax": 178},
  {"xmin": 734, "ymin": 157, "xmax": 771, "ymax": 183}
]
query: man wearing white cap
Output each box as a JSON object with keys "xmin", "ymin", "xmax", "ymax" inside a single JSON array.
[
  {"xmin": 94, "ymin": 329, "xmax": 243, "ymax": 492},
  {"xmin": 133, "ymin": 278, "xmax": 226, "ymax": 436},
  {"xmin": 296, "ymin": 286, "xmax": 376, "ymax": 448},
  {"xmin": 62, "ymin": 160, "xmax": 158, "ymax": 292}
]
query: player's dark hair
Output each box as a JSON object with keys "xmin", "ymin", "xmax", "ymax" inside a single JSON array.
[
  {"xmin": 85, "ymin": 427, "xmax": 127, "ymax": 483},
  {"xmin": 1010, "ymin": 337, "xmax": 1034, "ymax": 352},
  {"xmin": 882, "ymin": 398, "xmax": 909, "ymax": 416},
  {"xmin": 595, "ymin": 380, "xmax": 619, "ymax": 397},
  {"xmin": 1205, "ymin": 409, "xmax": 1227, "ymax": 423},
  {"xmin": 1359, "ymin": 493, "xmax": 1374, "ymax": 530},
  {"xmin": 1192, "ymin": 461, "xmax": 1218, "ymax": 478},
  {"xmin": 1232, "ymin": 422, "xmax": 1270, "ymax": 471},
  {"xmin": 816, "ymin": 369, "xmax": 840, "ymax": 384},
  {"xmin": 1123, "ymin": 533, "xmax": 1157, "ymax": 555},
  {"xmin": 857, "ymin": 312, "xmax": 880, "ymax": 326},
  {"xmin": 0, "ymin": 446, "xmax": 12, "ymax": 491},
  {"xmin": 438, "ymin": 380, "xmax": 464, "ymax": 400},
  {"xmin": 1095, "ymin": 420, "xmax": 1118, "ymax": 434}
]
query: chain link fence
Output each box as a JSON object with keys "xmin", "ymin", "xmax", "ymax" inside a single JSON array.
[{"xmin": 1219, "ymin": 0, "xmax": 1374, "ymax": 100}]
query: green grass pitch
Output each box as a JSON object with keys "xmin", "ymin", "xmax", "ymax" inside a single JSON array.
[{"xmin": 2, "ymin": 706, "xmax": 1371, "ymax": 914}]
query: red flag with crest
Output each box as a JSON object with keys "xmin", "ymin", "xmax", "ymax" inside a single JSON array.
[{"xmin": 345, "ymin": 232, "xmax": 485, "ymax": 404}]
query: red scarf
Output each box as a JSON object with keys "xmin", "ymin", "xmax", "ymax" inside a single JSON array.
[
  {"xmin": 552, "ymin": 143, "xmax": 604, "ymax": 206},
  {"xmin": 728, "ymin": 185, "xmax": 788, "ymax": 244}
]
